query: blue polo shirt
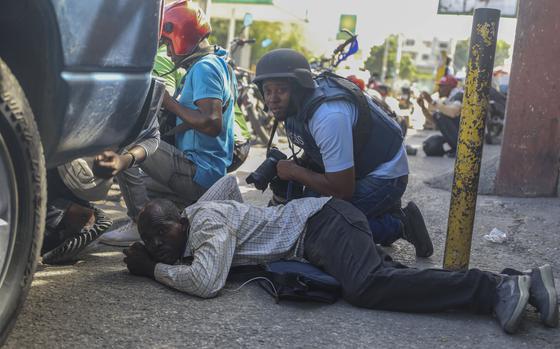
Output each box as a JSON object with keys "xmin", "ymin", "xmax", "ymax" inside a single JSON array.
[{"xmin": 175, "ymin": 50, "xmax": 235, "ymax": 189}]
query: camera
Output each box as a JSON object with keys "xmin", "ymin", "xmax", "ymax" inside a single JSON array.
[{"xmin": 245, "ymin": 147, "xmax": 287, "ymax": 191}]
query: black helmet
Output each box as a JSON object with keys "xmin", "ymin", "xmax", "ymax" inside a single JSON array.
[{"xmin": 253, "ymin": 49, "xmax": 315, "ymax": 89}]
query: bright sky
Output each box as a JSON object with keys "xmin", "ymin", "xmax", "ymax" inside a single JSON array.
[{"xmin": 262, "ymin": 0, "xmax": 518, "ymax": 55}]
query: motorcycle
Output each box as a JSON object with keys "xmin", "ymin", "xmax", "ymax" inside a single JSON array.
[{"xmin": 485, "ymin": 87, "xmax": 507, "ymax": 144}]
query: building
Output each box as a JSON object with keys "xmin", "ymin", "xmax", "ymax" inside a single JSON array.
[{"xmin": 400, "ymin": 36, "xmax": 456, "ymax": 75}]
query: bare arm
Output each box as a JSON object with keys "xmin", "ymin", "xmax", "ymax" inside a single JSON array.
[
  {"xmin": 277, "ymin": 161, "xmax": 355, "ymax": 200},
  {"xmin": 162, "ymin": 92, "xmax": 223, "ymax": 137}
]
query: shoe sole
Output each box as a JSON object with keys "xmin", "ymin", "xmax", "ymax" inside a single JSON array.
[
  {"xmin": 503, "ymin": 275, "xmax": 531, "ymax": 334},
  {"xmin": 406, "ymin": 202, "xmax": 434, "ymax": 258},
  {"xmin": 534, "ymin": 264, "xmax": 559, "ymax": 328},
  {"xmin": 97, "ymin": 239, "xmax": 140, "ymax": 247}
]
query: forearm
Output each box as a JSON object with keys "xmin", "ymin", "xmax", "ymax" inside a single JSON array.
[
  {"xmin": 164, "ymin": 98, "xmax": 221, "ymax": 136},
  {"xmin": 429, "ymin": 101, "xmax": 461, "ymax": 118},
  {"xmin": 290, "ymin": 166, "xmax": 352, "ymax": 200},
  {"xmin": 154, "ymin": 263, "xmax": 222, "ymax": 298},
  {"xmin": 420, "ymin": 106, "xmax": 435, "ymax": 123}
]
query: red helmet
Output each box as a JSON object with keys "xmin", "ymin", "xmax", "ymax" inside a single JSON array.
[
  {"xmin": 347, "ymin": 75, "xmax": 365, "ymax": 91},
  {"xmin": 161, "ymin": 0, "xmax": 212, "ymax": 56}
]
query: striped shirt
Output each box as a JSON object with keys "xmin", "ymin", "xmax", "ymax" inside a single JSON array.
[{"xmin": 154, "ymin": 176, "xmax": 330, "ymax": 298}]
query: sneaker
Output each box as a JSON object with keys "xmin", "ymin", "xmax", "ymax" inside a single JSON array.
[
  {"xmin": 399, "ymin": 202, "xmax": 434, "ymax": 258},
  {"xmin": 527, "ymin": 264, "xmax": 559, "ymax": 328},
  {"xmin": 42, "ymin": 206, "xmax": 113, "ymax": 265},
  {"xmin": 98, "ymin": 220, "xmax": 141, "ymax": 247},
  {"xmin": 494, "ymin": 275, "xmax": 531, "ymax": 334}
]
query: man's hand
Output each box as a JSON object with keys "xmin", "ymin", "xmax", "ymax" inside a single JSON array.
[
  {"xmin": 420, "ymin": 91, "xmax": 433, "ymax": 104},
  {"xmin": 92, "ymin": 150, "xmax": 132, "ymax": 178},
  {"xmin": 123, "ymin": 242, "xmax": 156, "ymax": 279},
  {"xmin": 162, "ymin": 90, "xmax": 175, "ymax": 111},
  {"xmin": 276, "ymin": 160, "xmax": 302, "ymax": 181}
]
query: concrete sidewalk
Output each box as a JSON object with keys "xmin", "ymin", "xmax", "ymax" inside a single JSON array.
[{"xmin": 5, "ymin": 131, "xmax": 560, "ymax": 348}]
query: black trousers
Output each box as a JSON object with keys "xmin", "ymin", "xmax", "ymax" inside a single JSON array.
[
  {"xmin": 434, "ymin": 112, "xmax": 461, "ymax": 151},
  {"xmin": 303, "ymin": 199, "xmax": 500, "ymax": 314}
]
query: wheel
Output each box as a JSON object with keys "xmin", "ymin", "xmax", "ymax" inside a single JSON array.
[{"xmin": 0, "ymin": 58, "xmax": 46, "ymax": 344}]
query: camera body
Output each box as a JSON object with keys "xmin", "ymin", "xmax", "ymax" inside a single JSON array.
[{"xmin": 245, "ymin": 147, "xmax": 287, "ymax": 191}]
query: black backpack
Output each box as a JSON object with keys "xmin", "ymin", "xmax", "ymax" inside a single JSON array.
[{"xmin": 228, "ymin": 259, "xmax": 341, "ymax": 304}]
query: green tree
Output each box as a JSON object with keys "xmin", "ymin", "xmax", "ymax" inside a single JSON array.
[
  {"xmin": 453, "ymin": 39, "xmax": 469, "ymax": 72},
  {"xmin": 453, "ymin": 38, "xmax": 511, "ymax": 72},
  {"xmin": 399, "ymin": 54, "xmax": 416, "ymax": 80},
  {"xmin": 363, "ymin": 35, "xmax": 397, "ymax": 80},
  {"xmin": 494, "ymin": 40, "xmax": 511, "ymax": 67},
  {"xmin": 209, "ymin": 18, "xmax": 312, "ymax": 68}
]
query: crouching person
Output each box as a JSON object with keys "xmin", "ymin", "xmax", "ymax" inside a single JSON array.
[{"xmin": 123, "ymin": 176, "xmax": 558, "ymax": 334}]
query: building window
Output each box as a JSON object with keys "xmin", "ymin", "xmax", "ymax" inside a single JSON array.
[
  {"xmin": 439, "ymin": 43, "xmax": 448, "ymax": 49},
  {"xmin": 405, "ymin": 39, "xmax": 415, "ymax": 46},
  {"xmin": 421, "ymin": 54, "xmax": 430, "ymax": 61}
]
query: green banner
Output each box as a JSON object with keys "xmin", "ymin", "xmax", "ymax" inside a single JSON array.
[
  {"xmin": 213, "ymin": 0, "xmax": 273, "ymax": 4},
  {"xmin": 337, "ymin": 14, "xmax": 357, "ymax": 40}
]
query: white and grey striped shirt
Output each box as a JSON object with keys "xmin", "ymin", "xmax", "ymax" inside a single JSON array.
[{"xmin": 154, "ymin": 176, "xmax": 330, "ymax": 298}]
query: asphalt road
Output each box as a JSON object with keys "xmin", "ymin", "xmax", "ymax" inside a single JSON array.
[{"xmin": 5, "ymin": 130, "xmax": 560, "ymax": 348}]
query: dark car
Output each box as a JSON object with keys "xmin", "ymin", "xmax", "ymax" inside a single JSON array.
[{"xmin": 0, "ymin": 0, "xmax": 164, "ymax": 342}]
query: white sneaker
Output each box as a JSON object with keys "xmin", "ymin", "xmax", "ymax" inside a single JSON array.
[{"xmin": 98, "ymin": 220, "xmax": 141, "ymax": 247}]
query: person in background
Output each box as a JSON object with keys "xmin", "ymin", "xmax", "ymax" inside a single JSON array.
[{"xmin": 417, "ymin": 75, "xmax": 463, "ymax": 157}]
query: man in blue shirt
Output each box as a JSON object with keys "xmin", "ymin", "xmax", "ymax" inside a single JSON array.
[
  {"xmin": 252, "ymin": 49, "xmax": 433, "ymax": 257},
  {"xmin": 99, "ymin": 1, "xmax": 235, "ymax": 246}
]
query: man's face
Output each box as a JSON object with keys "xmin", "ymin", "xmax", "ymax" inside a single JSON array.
[
  {"xmin": 439, "ymin": 84, "xmax": 453, "ymax": 98},
  {"xmin": 138, "ymin": 215, "xmax": 188, "ymax": 265},
  {"xmin": 164, "ymin": 42, "xmax": 184, "ymax": 65},
  {"xmin": 262, "ymin": 79, "xmax": 292, "ymax": 121}
]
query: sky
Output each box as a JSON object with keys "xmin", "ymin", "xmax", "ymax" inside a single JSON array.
[{"xmin": 209, "ymin": 0, "xmax": 518, "ymax": 56}]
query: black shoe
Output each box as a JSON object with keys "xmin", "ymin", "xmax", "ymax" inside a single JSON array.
[
  {"xmin": 399, "ymin": 202, "xmax": 433, "ymax": 258},
  {"xmin": 527, "ymin": 264, "xmax": 559, "ymax": 328},
  {"xmin": 494, "ymin": 275, "xmax": 531, "ymax": 334},
  {"xmin": 42, "ymin": 207, "xmax": 112, "ymax": 265}
]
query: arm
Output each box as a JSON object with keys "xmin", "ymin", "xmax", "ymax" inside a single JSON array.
[
  {"xmin": 198, "ymin": 175, "xmax": 243, "ymax": 203},
  {"xmin": 92, "ymin": 116, "xmax": 160, "ymax": 178},
  {"xmin": 162, "ymin": 60, "xmax": 229, "ymax": 137},
  {"xmin": 277, "ymin": 105, "xmax": 356, "ymax": 200},
  {"xmin": 277, "ymin": 162, "xmax": 355, "ymax": 200},
  {"xmin": 429, "ymin": 100, "xmax": 461, "ymax": 118},
  {"xmin": 154, "ymin": 221, "xmax": 236, "ymax": 298},
  {"xmin": 163, "ymin": 93, "xmax": 223, "ymax": 137}
]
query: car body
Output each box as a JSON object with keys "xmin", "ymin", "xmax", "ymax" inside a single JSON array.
[{"xmin": 0, "ymin": 0, "xmax": 164, "ymax": 343}]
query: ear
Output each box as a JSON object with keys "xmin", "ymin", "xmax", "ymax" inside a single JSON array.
[{"xmin": 179, "ymin": 216, "xmax": 190, "ymax": 235}]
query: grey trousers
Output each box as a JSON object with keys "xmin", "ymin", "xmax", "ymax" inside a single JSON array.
[{"xmin": 117, "ymin": 141, "xmax": 207, "ymax": 220}]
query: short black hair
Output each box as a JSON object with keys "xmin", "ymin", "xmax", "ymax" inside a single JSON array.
[{"xmin": 137, "ymin": 199, "xmax": 181, "ymax": 233}]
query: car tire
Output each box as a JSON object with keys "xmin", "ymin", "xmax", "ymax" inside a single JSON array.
[{"xmin": 0, "ymin": 58, "xmax": 46, "ymax": 345}]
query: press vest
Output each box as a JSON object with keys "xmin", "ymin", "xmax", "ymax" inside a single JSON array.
[{"xmin": 285, "ymin": 74, "xmax": 403, "ymax": 179}]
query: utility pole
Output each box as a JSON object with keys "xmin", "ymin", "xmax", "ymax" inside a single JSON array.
[{"xmin": 443, "ymin": 8, "xmax": 500, "ymax": 270}]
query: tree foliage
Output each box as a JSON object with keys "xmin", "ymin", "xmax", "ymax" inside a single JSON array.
[
  {"xmin": 453, "ymin": 38, "xmax": 511, "ymax": 72},
  {"xmin": 399, "ymin": 54, "xmax": 416, "ymax": 80},
  {"xmin": 209, "ymin": 18, "xmax": 312, "ymax": 68},
  {"xmin": 363, "ymin": 35, "xmax": 397, "ymax": 79}
]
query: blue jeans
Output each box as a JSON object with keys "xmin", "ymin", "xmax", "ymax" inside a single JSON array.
[{"xmin": 351, "ymin": 175, "xmax": 408, "ymax": 245}]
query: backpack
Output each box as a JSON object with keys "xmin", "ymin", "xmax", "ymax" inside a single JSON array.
[{"xmin": 228, "ymin": 259, "xmax": 341, "ymax": 304}]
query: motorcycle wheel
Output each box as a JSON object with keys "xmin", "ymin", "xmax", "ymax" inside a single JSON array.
[
  {"xmin": 245, "ymin": 104, "xmax": 270, "ymax": 145},
  {"xmin": 0, "ymin": 58, "xmax": 46, "ymax": 345}
]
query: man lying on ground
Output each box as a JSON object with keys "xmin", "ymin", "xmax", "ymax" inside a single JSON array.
[{"xmin": 123, "ymin": 176, "xmax": 558, "ymax": 334}]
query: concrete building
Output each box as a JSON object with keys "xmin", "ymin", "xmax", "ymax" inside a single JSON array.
[{"xmin": 400, "ymin": 36, "xmax": 456, "ymax": 74}]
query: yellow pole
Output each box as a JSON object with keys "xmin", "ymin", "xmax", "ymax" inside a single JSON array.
[{"xmin": 443, "ymin": 8, "xmax": 500, "ymax": 270}]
